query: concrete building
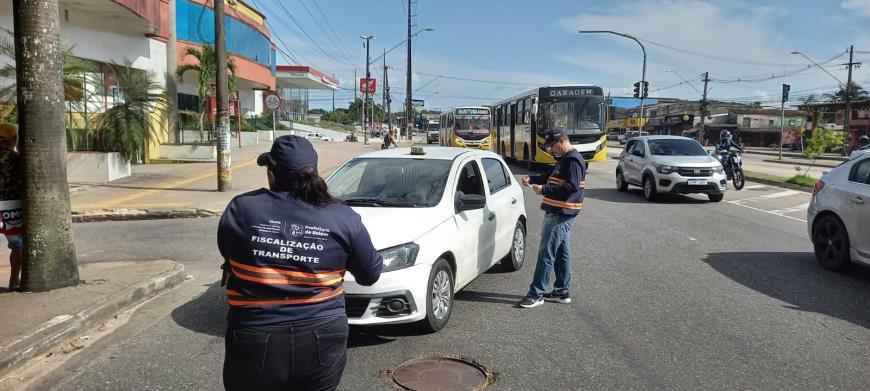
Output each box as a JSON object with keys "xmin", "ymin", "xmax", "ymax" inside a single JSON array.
[{"xmin": 798, "ymin": 98, "xmax": 870, "ymax": 149}]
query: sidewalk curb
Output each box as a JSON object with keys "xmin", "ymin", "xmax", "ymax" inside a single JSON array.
[
  {"xmin": 745, "ymin": 149, "xmax": 847, "ymax": 162},
  {"xmin": 761, "ymin": 159, "xmax": 840, "ymax": 169},
  {"xmin": 71, "ymin": 208, "xmax": 220, "ymax": 223},
  {"xmin": 0, "ymin": 261, "xmax": 187, "ymax": 380},
  {"xmin": 744, "ymin": 175, "xmax": 812, "ymax": 193}
]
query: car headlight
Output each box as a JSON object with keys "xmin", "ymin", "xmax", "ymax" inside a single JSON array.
[
  {"xmin": 595, "ymin": 142, "xmax": 604, "ymax": 153},
  {"xmin": 655, "ymin": 164, "xmax": 675, "ymax": 174},
  {"xmin": 380, "ymin": 243, "xmax": 420, "ymax": 272},
  {"xmin": 713, "ymin": 165, "xmax": 724, "ymax": 174}
]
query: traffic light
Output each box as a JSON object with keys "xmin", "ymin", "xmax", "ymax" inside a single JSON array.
[
  {"xmin": 782, "ymin": 84, "xmax": 790, "ymax": 103},
  {"xmin": 633, "ymin": 81, "xmax": 650, "ymax": 98},
  {"xmin": 642, "ymin": 81, "xmax": 650, "ymax": 98},
  {"xmin": 633, "ymin": 81, "xmax": 641, "ymax": 98}
]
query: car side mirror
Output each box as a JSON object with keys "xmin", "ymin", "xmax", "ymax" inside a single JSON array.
[{"xmin": 455, "ymin": 193, "xmax": 486, "ymax": 212}]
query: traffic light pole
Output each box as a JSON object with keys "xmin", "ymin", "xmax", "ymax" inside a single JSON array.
[{"xmin": 579, "ymin": 31, "xmax": 646, "ymax": 133}]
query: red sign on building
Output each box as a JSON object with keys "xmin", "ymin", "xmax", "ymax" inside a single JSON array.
[{"xmin": 359, "ymin": 78, "xmax": 377, "ymax": 94}]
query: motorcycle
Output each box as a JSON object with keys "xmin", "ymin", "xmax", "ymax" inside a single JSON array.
[{"xmin": 716, "ymin": 150, "xmax": 745, "ymax": 190}]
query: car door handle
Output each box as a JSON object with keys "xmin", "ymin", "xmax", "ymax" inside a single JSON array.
[
  {"xmin": 511, "ymin": 198, "xmax": 517, "ymax": 205},
  {"xmin": 852, "ymin": 196, "xmax": 865, "ymax": 205},
  {"xmin": 488, "ymin": 212, "xmax": 496, "ymax": 221}
]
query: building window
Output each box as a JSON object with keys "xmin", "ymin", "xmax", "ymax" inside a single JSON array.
[
  {"xmin": 788, "ymin": 119, "xmax": 795, "ymax": 126},
  {"xmin": 769, "ymin": 119, "xmax": 775, "ymax": 126},
  {"xmin": 742, "ymin": 118, "xmax": 751, "ymax": 127}
]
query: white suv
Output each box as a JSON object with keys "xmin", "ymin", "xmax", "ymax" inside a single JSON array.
[
  {"xmin": 807, "ymin": 150, "xmax": 870, "ymax": 271},
  {"xmin": 617, "ymin": 136, "xmax": 728, "ymax": 202}
]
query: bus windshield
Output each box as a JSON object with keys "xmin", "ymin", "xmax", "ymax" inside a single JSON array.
[
  {"xmin": 455, "ymin": 116, "xmax": 491, "ymax": 140},
  {"xmin": 538, "ymin": 99, "xmax": 603, "ymax": 135}
]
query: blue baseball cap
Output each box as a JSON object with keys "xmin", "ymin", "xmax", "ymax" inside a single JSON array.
[
  {"xmin": 257, "ymin": 135, "xmax": 318, "ymax": 176},
  {"xmin": 541, "ymin": 129, "xmax": 566, "ymax": 149}
]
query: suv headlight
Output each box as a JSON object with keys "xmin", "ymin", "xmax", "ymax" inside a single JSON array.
[
  {"xmin": 655, "ymin": 164, "xmax": 675, "ymax": 174},
  {"xmin": 380, "ymin": 243, "xmax": 420, "ymax": 272},
  {"xmin": 713, "ymin": 165, "xmax": 724, "ymax": 174}
]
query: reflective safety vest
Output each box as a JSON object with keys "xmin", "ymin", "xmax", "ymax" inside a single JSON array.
[
  {"xmin": 217, "ymin": 189, "xmax": 382, "ymax": 327},
  {"xmin": 531, "ymin": 149, "xmax": 586, "ymax": 216}
]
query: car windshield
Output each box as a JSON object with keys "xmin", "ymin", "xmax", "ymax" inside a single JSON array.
[
  {"xmin": 538, "ymin": 99, "xmax": 603, "ymax": 135},
  {"xmin": 648, "ymin": 139, "xmax": 707, "ymax": 156},
  {"xmin": 327, "ymin": 158, "xmax": 452, "ymax": 207}
]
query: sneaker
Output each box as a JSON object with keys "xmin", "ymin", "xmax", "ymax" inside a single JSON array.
[
  {"xmin": 518, "ymin": 296, "xmax": 544, "ymax": 308},
  {"xmin": 543, "ymin": 291, "xmax": 571, "ymax": 304}
]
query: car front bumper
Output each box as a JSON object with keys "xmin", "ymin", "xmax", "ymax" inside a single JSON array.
[
  {"xmin": 654, "ymin": 172, "xmax": 728, "ymax": 194},
  {"xmin": 343, "ymin": 263, "xmax": 431, "ymax": 325}
]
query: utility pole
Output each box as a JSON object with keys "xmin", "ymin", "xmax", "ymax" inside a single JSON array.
[
  {"xmin": 698, "ymin": 72, "xmax": 709, "ymax": 143},
  {"xmin": 214, "ymin": 0, "xmax": 231, "ymax": 191},
  {"xmin": 385, "ymin": 50, "xmax": 393, "ymax": 136},
  {"xmin": 331, "ymin": 74, "xmax": 335, "ymax": 111},
  {"xmin": 405, "ymin": 0, "xmax": 414, "ymax": 140},
  {"xmin": 780, "ymin": 83, "xmax": 790, "ymax": 160},
  {"xmin": 167, "ymin": 0, "xmax": 178, "ymax": 143},
  {"xmin": 361, "ymin": 35, "xmax": 373, "ymax": 145},
  {"xmin": 844, "ymin": 45, "xmax": 855, "ymax": 155},
  {"xmin": 13, "ymin": 0, "xmax": 80, "ymax": 291}
]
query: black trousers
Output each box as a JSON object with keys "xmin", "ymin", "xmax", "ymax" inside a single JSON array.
[{"xmin": 223, "ymin": 315, "xmax": 348, "ymax": 391}]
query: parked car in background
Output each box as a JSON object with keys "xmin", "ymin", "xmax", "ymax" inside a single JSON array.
[
  {"xmin": 619, "ymin": 131, "xmax": 649, "ymax": 145},
  {"xmin": 326, "ymin": 146, "xmax": 527, "ymax": 332},
  {"xmin": 607, "ymin": 131, "xmax": 621, "ymax": 141},
  {"xmin": 303, "ymin": 132, "xmax": 333, "ymax": 142},
  {"xmin": 616, "ymin": 136, "xmax": 728, "ymax": 202},
  {"xmin": 807, "ymin": 150, "xmax": 870, "ymax": 271}
]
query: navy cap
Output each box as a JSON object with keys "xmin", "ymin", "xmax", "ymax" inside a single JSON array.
[
  {"xmin": 257, "ymin": 135, "xmax": 318, "ymax": 176},
  {"xmin": 541, "ymin": 129, "xmax": 565, "ymax": 149}
]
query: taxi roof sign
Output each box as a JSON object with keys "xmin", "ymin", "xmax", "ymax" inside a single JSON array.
[{"xmin": 410, "ymin": 146, "xmax": 426, "ymax": 155}]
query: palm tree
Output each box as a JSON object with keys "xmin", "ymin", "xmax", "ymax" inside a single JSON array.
[
  {"xmin": 0, "ymin": 27, "xmax": 93, "ymax": 115},
  {"xmin": 94, "ymin": 63, "xmax": 167, "ymax": 161},
  {"xmin": 825, "ymin": 81, "xmax": 869, "ymax": 102},
  {"xmin": 175, "ymin": 44, "xmax": 236, "ymax": 139}
]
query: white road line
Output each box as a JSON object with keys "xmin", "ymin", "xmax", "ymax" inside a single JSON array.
[
  {"xmin": 770, "ymin": 203, "xmax": 810, "ymax": 214},
  {"xmin": 726, "ymin": 200, "xmax": 807, "ymax": 222},
  {"xmin": 731, "ymin": 190, "xmax": 800, "ymax": 203},
  {"xmin": 742, "ymin": 184, "xmax": 768, "ymax": 190}
]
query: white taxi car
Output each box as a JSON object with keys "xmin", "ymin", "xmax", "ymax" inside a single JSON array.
[{"xmin": 326, "ymin": 146, "xmax": 527, "ymax": 332}]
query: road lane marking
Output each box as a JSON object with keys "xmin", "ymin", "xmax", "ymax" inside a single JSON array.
[
  {"xmin": 742, "ymin": 184, "xmax": 768, "ymax": 190},
  {"xmin": 769, "ymin": 203, "xmax": 810, "ymax": 214},
  {"xmin": 730, "ymin": 190, "xmax": 800, "ymax": 203},
  {"xmin": 81, "ymin": 155, "xmax": 258, "ymax": 209},
  {"xmin": 726, "ymin": 200, "xmax": 807, "ymax": 222}
]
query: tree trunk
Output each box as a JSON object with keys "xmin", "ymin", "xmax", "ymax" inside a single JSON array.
[{"xmin": 13, "ymin": 0, "xmax": 80, "ymax": 291}]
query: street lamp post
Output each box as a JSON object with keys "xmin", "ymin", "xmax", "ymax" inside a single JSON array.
[
  {"xmin": 361, "ymin": 35, "xmax": 374, "ymax": 145},
  {"xmin": 579, "ymin": 30, "xmax": 647, "ymax": 134}
]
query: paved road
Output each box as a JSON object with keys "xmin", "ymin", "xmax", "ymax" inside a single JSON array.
[{"xmin": 24, "ymin": 158, "xmax": 870, "ymax": 391}]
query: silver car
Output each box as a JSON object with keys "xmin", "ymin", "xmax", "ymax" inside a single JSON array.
[
  {"xmin": 617, "ymin": 136, "xmax": 728, "ymax": 202},
  {"xmin": 807, "ymin": 150, "xmax": 870, "ymax": 271}
]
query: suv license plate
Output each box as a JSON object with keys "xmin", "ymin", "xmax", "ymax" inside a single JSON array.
[{"xmin": 688, "ymin": 179, "xmax": 707, "ymax": 185}]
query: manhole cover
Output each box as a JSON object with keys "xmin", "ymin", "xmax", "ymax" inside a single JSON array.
[{"xmin": 391, "ymin": 356, "xmax": 491, "ymax": 391}]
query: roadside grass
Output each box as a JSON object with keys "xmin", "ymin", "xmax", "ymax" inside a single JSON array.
[{"xmin": 785, "ymin": 175, "xmax": 817, "ymax": 188}]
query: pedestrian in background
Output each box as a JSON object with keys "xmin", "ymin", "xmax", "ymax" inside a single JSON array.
[
  {"xmin": 518, "ymin": 129, "xmax": 586, "ymax": 308},
  {"xmin": 0, "ymin": 123, "xmax": 22, "ymax": 291},
  {"xmin": 217, "ymin": 135, "xmax": 382, "ymax": 390}
]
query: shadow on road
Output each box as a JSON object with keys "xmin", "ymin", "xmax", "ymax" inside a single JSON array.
[
  {"xmin": 454, "ymin": 290, "xmax": 525, "ymax": 306},
  {"xmin": 584, "ymin": 187, "xmax": 709, "ymax": 205},
  {"xmin": 171, "ymin": 282, "xmax": 227, "ymax": 337},
  {"xmin": 705, "ymin": 252, "xmax": 870, "ymax": 330}
]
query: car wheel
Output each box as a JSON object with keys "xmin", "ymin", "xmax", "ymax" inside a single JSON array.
[
  {"xmin": 616, "ymin": 169, "xmax": 628, "ymax": 192},
  {"xmin": 812, "ymin": 214, "xmax": 852, "ymax": 271},
  {"xmin": 419, "ymin": 259, "xmax": 454, "ymax": 332},
  {"xmin": 642, "ymin": 175, "xmax": 658, "ymax": 201},
  {"xmin": 500, "ymin": 220, "xmax": 526, "ymax": 271},
  {"xmin": 708, "ymin": 193, "xmax": 724, "ymax": 202}
]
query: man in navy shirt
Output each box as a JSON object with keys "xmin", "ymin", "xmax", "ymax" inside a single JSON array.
[
  {"xmin": 518, "ymin": 130, "xmax": 586, "ymax": 308},
  {"xmin": 218, "ymin": 136, "xmax": 382, "ymax": 390}
]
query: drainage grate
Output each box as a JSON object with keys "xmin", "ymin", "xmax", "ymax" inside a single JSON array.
[{"xmin": 389, "ymin": 356, "xmax": 493, "ymax": 391}]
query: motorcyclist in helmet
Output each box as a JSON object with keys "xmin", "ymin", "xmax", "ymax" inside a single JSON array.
[
  {"xmin": 715, "ymin": 130, "xmax": 743, "ymax": 175},
  {"xmin": 850, "ymin": 134, "xmax": 870, "ymax": 159}
]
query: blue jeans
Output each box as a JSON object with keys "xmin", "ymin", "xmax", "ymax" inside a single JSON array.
[{"xmin": 527, "ymin": 213, "xmax": 576, "ymax": 299}]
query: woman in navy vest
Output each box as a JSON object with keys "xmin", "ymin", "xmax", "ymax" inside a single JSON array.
[{"xmin": 218, "ymin": 136, "xmax": 382, "ymax": 390}]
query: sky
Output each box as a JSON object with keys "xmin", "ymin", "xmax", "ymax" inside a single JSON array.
[{"xmin": 250, "ymin": 0, "xmax": 870, "ymax": 112}]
